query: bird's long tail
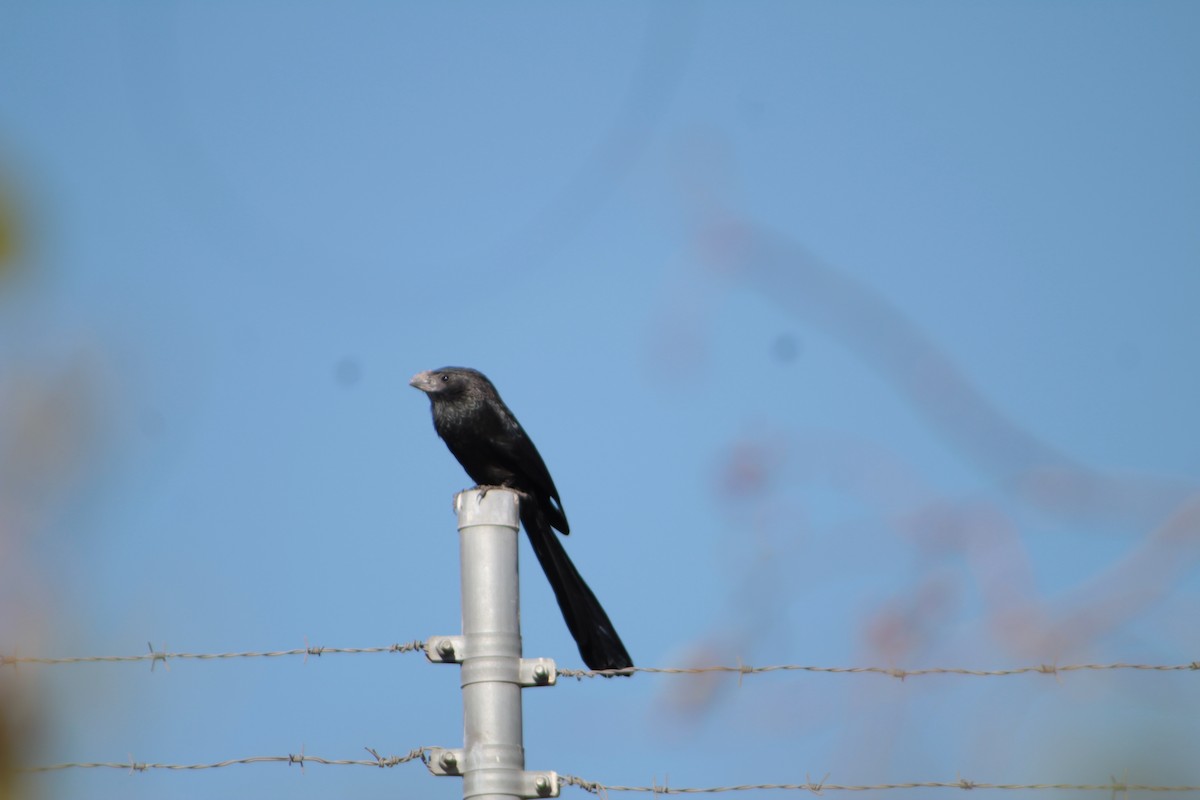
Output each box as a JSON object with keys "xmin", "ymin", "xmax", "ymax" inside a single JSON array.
[{"xmin": 520, "ymin": 501, "xmax": 633, "ymax": 671}]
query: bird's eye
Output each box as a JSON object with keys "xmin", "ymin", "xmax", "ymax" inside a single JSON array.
[{"xmin": 441, "ymin": 374, "xmax": 450, "ymax": 382}]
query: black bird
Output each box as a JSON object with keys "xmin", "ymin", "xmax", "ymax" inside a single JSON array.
[{"xmin": 410, "ymin": 366, "xmax": 633, "ymax": 671}]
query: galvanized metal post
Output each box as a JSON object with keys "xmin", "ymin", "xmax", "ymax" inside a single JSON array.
[{"xmin": 426, "ymin": 488, "xmax": 559, "ymax": 800}]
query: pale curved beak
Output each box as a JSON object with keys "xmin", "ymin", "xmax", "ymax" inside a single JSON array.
[{"xmin": 410, "ymin": 371, "xmax": 436, "ymax": 392}]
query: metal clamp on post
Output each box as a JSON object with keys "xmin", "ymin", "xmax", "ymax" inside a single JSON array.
[
  {"xmin": 425, "ymin": 488, "xmax": 561, "ymax": 799},
  {"xmin": 519, "ymin": 657, "xmax": 557, "ymax": 687},
  {"xmin": 426, "ymin": 635, "xmax": 466, "ymax": 663}
]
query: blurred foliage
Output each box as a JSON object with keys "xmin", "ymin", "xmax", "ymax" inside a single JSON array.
[
  {"xmin": 0, "ymin": 678, "xmax": 38, "ymax": 800},
  {"xmin": 0, "ymin": 176, "xmax": 20, "ymax": 281},
  {"xmin": 0, "ymin": 161, "xmax": 58, "ymax": 797}
]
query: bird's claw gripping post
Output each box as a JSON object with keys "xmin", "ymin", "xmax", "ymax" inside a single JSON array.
[{"xmin": 453, "ymin": 485, "xmax": 505, "ymax": 508}]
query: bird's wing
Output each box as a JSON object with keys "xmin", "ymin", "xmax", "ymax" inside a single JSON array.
[{"xmin": 492, "ymin": 413, "xmax": 570, "ymax": 534}]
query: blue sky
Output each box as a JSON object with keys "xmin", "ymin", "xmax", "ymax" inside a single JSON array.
[{"xmin": 2, "ymin": 3, "xmax": 1199, "ymax": 798}]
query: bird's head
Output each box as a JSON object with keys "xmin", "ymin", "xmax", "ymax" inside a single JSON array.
[{"xmin": 409, "ymin": 367, "xmax": 491, "ymax": 401}]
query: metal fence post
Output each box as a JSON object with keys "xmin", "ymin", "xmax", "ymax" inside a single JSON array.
[{"xmin": 427, "ymin": 488, "xmax": 559, "ymax": 800}]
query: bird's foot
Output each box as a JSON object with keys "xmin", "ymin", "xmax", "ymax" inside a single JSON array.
[
  {"xmin": 453, "ymin": 485, "xmax": 505, "ymax": 512},
  {"xmin": 470, "ymin": 484, "xmax": 510, "ymax": 502}
]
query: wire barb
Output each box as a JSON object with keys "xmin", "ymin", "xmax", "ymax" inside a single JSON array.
[{"xmin": 147, "ymin": 642, "xmax": 168, "ymax": 672}]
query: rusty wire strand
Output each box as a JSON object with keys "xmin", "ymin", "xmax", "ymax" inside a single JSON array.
[
  {"xmin": 2, "ymin": 641, "xmax": 426, "ymax": 667},
  {"xmin": 561, "ymin": 775, "xmax": 1200, "ymax": 794},
  {"xmin": 4, "ymin": 643, "xmax": 1198, "ymax": 681},
  {"xmin": 27, "ymin": 747, "xmax": 430, "ymax": 773},
  {"xmin": 559, "ymin": 661, "xmax": 1200, "ymax": 680},
  {"xmin": 26, "ymin": 756, "xmax": 1200, "ymax": 794}
]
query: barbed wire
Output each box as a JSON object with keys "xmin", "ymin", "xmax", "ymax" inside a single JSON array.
[
  {"xmin": 4, "ymin": 642, "xmax": 1198, "ymax": 680},
  {"xmin": 2, "ymin": 640, "xmax": 426, "ymax": 669},
  {"xmin": 27, "ymin": 747, "xmax": 430, "ymax": 773},
  {"xmin": 26, "ymin": 754, "xmax": 1200, "ymax": 794},
  {"xmin": 559, "ymin": 661, "xmax": 1200, "ymax": 680},
  {"xmin": 561, "ymin": 775, "xmax": 1200, "ymax": 794}
]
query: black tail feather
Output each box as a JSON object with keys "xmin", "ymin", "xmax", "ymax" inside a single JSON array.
[{"xmin": 520, "ymin": 500, "xmax": 633, "ymax": 671}]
